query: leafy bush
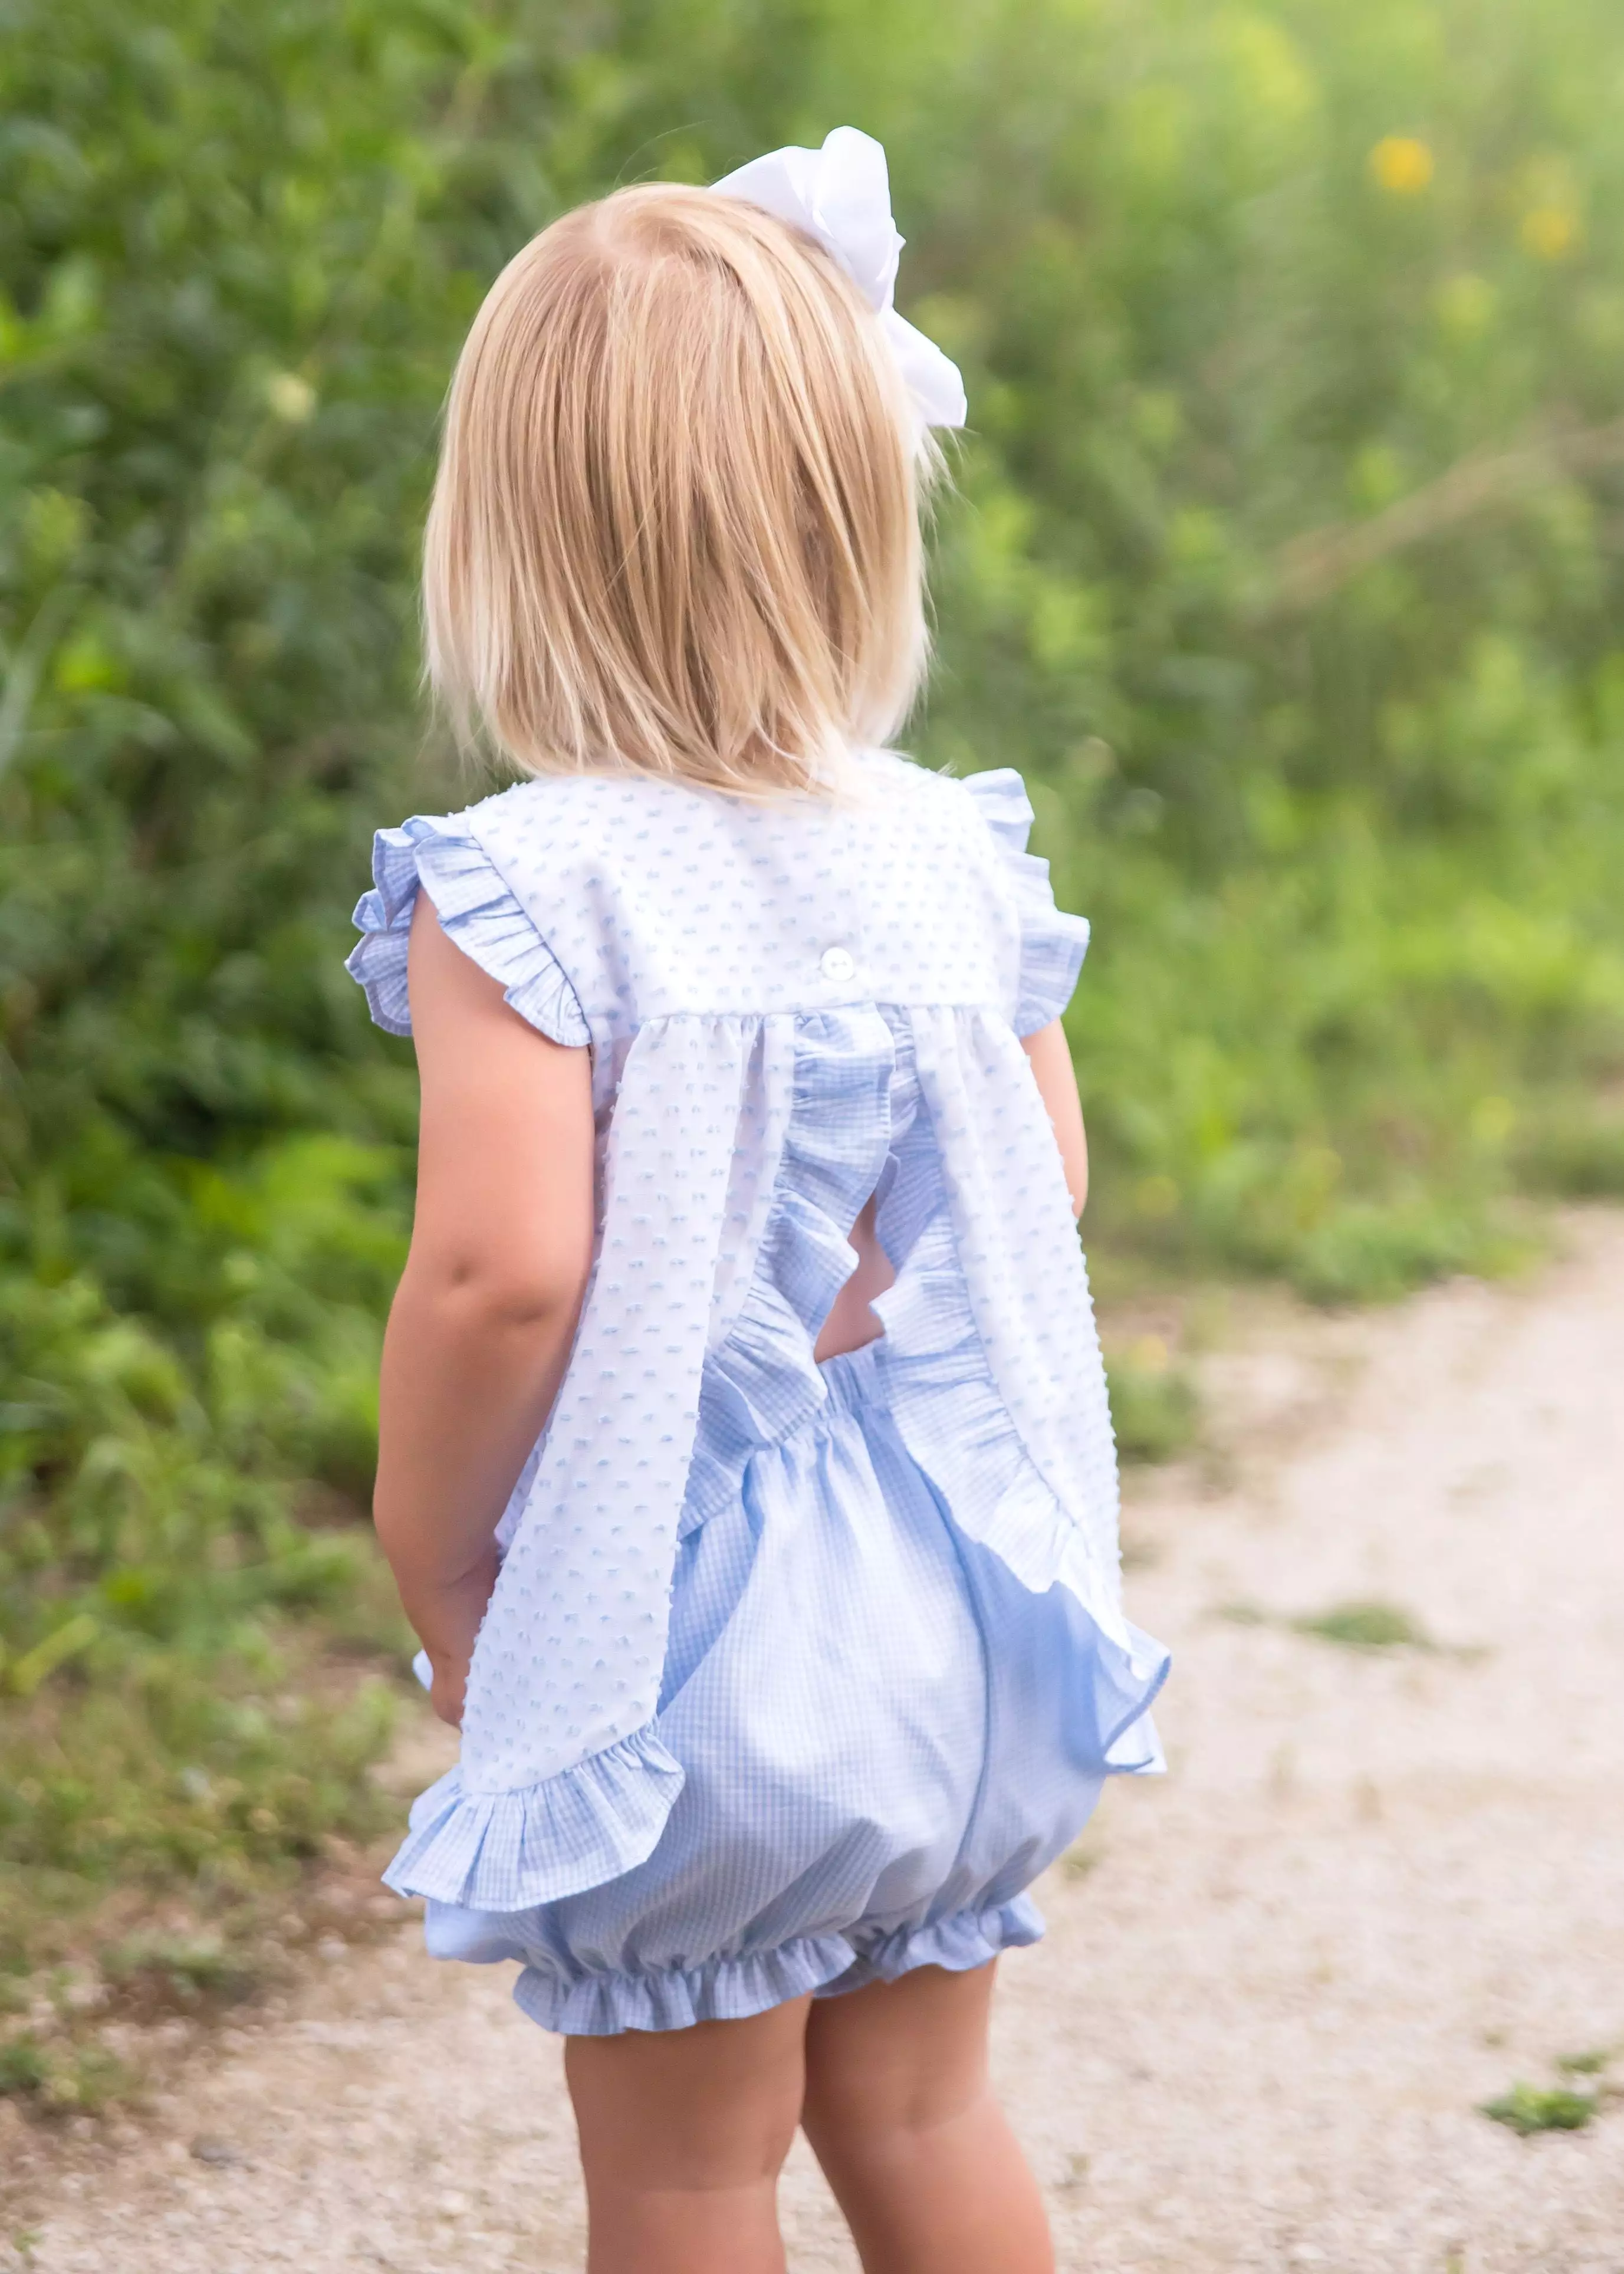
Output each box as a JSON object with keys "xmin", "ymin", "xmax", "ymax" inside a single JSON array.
[
  {"xmin": 4, "ymin": 0, "xmax": 1624, "ymax": 2000},
  {"xmin": 905, "ymin": 0, "xmax": 1624, "ymax": 1287}
]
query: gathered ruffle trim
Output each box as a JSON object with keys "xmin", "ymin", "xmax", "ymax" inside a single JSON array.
[
  {"xmin": 961, "ymin": 767, "xmax": 1091, "ymax": 1034},
  {"xmin": 684, "ymin": 1007, "xmax": 897, "ymax": 1533},
  {"xmin": 381, "ymin": 1725, "xmax": 684, "ymax": 1910},
  {"xmin": 830, "ymin": 1895, "xmax": 1046, "ymax": 1993},
  {"xmin": 875, "ymin": 1333, "xmax": 1169, "ymax": 1776},
  {"xmin": 514, "ymin": 1931, "xmax": 858, "ymax": 2036},
  {"xmin": 964, "ymin": 1460, "xmax": 1168, "ymax": 1774},
  {"xmin": 507, "ymin": 1898, "xmax": 1046, "ymax": 2036},
  {"xmin": 346, "ymin": 813, "xmax": 589, "ymax": 1046},
  {"xmin": 1014, "ymin": 912, "xmax": 1090, "ymax": 1037}
]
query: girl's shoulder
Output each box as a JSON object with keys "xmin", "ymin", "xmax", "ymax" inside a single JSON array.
[
  {"xmin": 455, "ymin": 750, "xmax": 1040, "ymax": 859},
  {"xmin": 350, "ymin": 751, "xmax": 1072, "ymax": 1043},
  {"xmin": 451, "ymin": 766, "xmax": 690, "ymax": 858}
]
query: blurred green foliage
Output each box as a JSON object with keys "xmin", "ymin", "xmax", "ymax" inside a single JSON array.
[
  {"xmin": 1101, "ymin": 1336, "xmax": 1200, "ymax": 1465},
  {"xmin": 4, "ymin": 0, "xmax": 1624, "ymax": 2008}
]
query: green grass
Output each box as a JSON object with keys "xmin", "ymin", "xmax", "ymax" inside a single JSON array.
[
  {"xmin": 1291, "ymin": 1601, "xmax": 1436, "ymax": 1651},
  {"xmin": 0, "ymin": 1637, "xmax": 400, "ymax": 1932},
  {"xmin": 99, "ymin": 1934, "xmax": 263, "ymax": 2013},
  {"xmin": 1215, "ymin": 1598, "xmax": 1437, "ymax": 1650},
  {"xmin": 0, "ymin": 2032, "xmax": 134, "ymax": 2115},
  {"xmin": 0, "ymin": 1595, "xmax": 407, "ymax": 2107},
  {"xmin": 1480, "ymin": 2082, "xmax": 1598, "ymax": 2136},
  {"xmin": 1480, "ymin": 2043, "xmax": 1616, "ymax": 2134},
  {"xmin": 0, "ymin": 2038, "xmax": 48, "ymax": 2099}
]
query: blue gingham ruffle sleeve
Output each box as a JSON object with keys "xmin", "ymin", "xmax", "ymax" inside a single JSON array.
[
  {"xmin": 346, "ymin": 812, "xmax": 589, "ymax": 1047},
  {"xmin": 961, "ymin": 768, "xmax": 1091, "ymax": 1035}
]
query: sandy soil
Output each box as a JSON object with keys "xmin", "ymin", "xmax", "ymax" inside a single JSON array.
[{"xmin": 4, "ymin": 1212, "xmax": 1622, "ymax": 2273}]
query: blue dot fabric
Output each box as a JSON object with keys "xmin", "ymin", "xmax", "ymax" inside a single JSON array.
[{"xmin": 347, "ymin": 750, "xmax": 1169, "ymax": 2035}]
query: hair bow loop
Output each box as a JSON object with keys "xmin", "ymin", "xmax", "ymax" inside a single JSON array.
[{"xmin": 710, "ymin": 127, "xmax": 967, "ymax": 431}]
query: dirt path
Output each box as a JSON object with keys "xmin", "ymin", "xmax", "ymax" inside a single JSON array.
[{"xmin": 6, "ymin": 1214, "xmax": 1623, "ymax": 2273}]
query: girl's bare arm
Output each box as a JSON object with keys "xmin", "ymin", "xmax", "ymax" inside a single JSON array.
[
  {"xmin": 1021, "ymin": 1017, "xmax": 1089, "ymax": 1218},
  {"xmin": 373, "ymin": 895, "xmax": 596, "ymax": 1726}
]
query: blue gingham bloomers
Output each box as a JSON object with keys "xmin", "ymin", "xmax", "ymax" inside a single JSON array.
[{"xmin": 348, "ymin": 750, "xmax": 1169, "ymax": 2035}]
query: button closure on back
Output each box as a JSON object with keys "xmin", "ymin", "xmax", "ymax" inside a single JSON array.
[{"xmin": 819, "ymin": 945, "xmax": 856, "ymax": 984}]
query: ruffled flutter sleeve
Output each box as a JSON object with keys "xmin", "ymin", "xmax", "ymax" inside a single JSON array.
[
  {"xmin": 962, "ymin": 768, "xmax": 1091, "ymax": 1034},
  {"xmin": 346, "ymin": 813, "xmax": 589, "ymax": 1047}
]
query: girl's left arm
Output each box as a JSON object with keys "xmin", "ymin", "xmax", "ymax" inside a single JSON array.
[
  {"xmin": 1021, "ymin": 1017, "xmax": 1089, "ymax": 1218},
  {"xmin": 373, "ymin": 894, "xmax": 596, "ymax": 1727}
]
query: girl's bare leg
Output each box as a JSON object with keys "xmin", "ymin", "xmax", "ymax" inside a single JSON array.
[
  {"xmin": 564, "ymin": 1994, "xmax": 811, "ymax": 2274},
  {"xmin": 802, "ymin": 1961, "xmax": 1054, "ymax": 2274}
]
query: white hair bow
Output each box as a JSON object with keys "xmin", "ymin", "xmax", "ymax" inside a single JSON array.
[{"xmin": 710, "ymin": 126, "xmax": 967, "ymax": 431}]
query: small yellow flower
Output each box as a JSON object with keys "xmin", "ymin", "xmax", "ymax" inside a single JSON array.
[
  {"xmin": 1369, "ymin": 136, "xmax": 1435, "ymax": 196},
  {"xmin": 265, "ymin": 370, "xmax": 317, "ymax": 423},
  {"xmin": 1521, "ymin": 206, "xmax": 1579, "ymax": 261}
]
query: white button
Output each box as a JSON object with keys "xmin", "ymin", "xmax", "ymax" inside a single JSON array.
[{"xmin": 819, "ymin": 945, "xmax": 856, "ymax": 984}]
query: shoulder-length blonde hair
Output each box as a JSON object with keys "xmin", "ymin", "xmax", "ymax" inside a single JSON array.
[{"xmin": 422, "ymin": 180, "xmax": 935, "ymax": 797}]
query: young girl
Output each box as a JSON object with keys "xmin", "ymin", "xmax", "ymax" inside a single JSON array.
[{"xmin": 349, "ymin": 126, "xmax": 1167, "ymax": 2274}]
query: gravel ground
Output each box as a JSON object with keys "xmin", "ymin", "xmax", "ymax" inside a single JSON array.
[{"xmin": 5, "ymin": 1212, "xmax": 1622, "ymax": 2272}]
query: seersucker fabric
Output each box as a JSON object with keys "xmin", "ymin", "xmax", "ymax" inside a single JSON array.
[{"xmin": 347, "ymin": 748, "xmax": 1169, "ymax": 2033}]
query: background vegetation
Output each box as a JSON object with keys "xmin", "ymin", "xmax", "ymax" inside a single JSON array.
[{"xmin": 4, "ymin": 0, "xmax": 1624, "ymax": 2092}]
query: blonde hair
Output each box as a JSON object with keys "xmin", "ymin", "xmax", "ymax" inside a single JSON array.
[{"xmin": 422, "ymin": 182, "xmax": 935, "ymax": 796}]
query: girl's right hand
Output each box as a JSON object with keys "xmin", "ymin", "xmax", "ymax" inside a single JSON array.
[
  {"xmin": 410, "ymin": 1548, "xmax": 501, "ymax": 1729},
  {"xmin": 427, "ymin": 1650, "xmax": 472, "ymax": 1730}
]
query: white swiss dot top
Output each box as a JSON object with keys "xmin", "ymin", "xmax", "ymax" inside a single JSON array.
[{"xmin": 349, "ymin": 751, "xmax": 1128, "ymax": 1912}]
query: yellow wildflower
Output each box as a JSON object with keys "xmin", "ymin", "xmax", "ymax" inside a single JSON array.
[
  {"xmin": 1369, "ymin": 136, "xmax": 1434, "ymax": 196},
  {"xmin": 1521, "ymin": 206, "xmax": 1579, "ymax": 261}
]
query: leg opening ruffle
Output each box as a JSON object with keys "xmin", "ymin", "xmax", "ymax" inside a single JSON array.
[
  {"xmin": 817, "ymin": 1896, "xmax": 1046, "ymax": 1999},
  {"xmin": 508, "ymin": 1895, "xmax": 1045, "ymax": 2036},
  {"xmin": 512, "ymin": 1932, "xmax": 859, "ymax": 2036}
]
